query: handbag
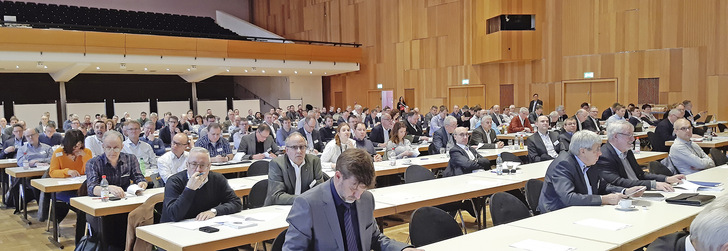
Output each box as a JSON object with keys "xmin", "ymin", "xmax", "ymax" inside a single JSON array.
[{"xmin": 665, "ymin": 193, "xmax": 716, "ymax": 206}]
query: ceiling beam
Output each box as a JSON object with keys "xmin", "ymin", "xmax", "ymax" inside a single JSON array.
[
  {"xmin": 179, "ymin": 67, "xmax": 228, "ymax": 82},
  {"xmin": 49, "ymin": 63, "xmax": 90, "ymax": 82}
]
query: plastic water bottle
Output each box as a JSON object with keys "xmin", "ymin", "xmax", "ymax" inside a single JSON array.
[
  {"xmin": 139, "ymin": 157, "xmax": 146, "ymax": 176},
  {"xmin": 100, "ymin": 175, "xmax": 110, "ymax": 202},
  {"xmin": 519, "ymin": 135, "xmax": 524, "ymax": 149},
  {"xmin": 706, "ymin": 128, "xmax": 713, "ymax": 141},
  {"xmin": 496, "ymin": 153, "xmax": 504, "ymax": 175},
  {"xmin": 634, "ymin": 138, "xmax": 641, "ymax": 154}
]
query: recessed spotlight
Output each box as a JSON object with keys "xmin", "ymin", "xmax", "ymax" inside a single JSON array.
[
  {"xmin": 96, "ymin": 66, "xmax": 100, "ymax": 70},
  {"xmin": 187, "ymin": 68, "xmax": 191, "ymax": 71},
  {"xmin": 324, "ymin": 72, "xmax": 327, "ymax": 75},
  {"xmin": 144, "ymin": 67, "xmax": 148, "ymax": 71},
  {"xmin": 278, "ymin": 70, "xmax": 282, "ymax": 74},
  {"xmin": 262, "ymin": 70, "xmax": 266, "ymax": 73},
  {"xmin": 226, "ymin": 68, "xmax": 230, "ymax": 72},
  {"xmin": 166, "ymin": 68, "xmax": 170, "ymax": 71},
  {"xmin": 309, "ymin": 71, "xmax": 313, "ymax": 74},
  {"xmin": 244, "ymin": 69, "xmax": 248, "ymax": 73},
  {"xmin": 15, "ymin": 65, "xmax": 19, "ymax": 69},
  {"xmin": 294, "ymin": 71, "xmax": 298, "ymax": 74},
  {"xmin": 44, "ymin": 65, "xmax": 48, "ymax": 69}
]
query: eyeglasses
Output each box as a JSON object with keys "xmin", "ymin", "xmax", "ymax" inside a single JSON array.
[
  {"xmin": 172, "ymin": 141, "xmax": 188, "ymax": 146},
  {"xmin": 103, "ymin": 147, "xmax": 122, "ymax": 152},
  {"xmin": 286, "ymin": 145, "xmax": 308, "ymax": 151},
  {"xmin": 677, "ymin": 126, "xmax": 692, "ymax": 132},
  {"xmin": 23, "ymin": 133, "xmax": 37, "ymax": 138},
  {"xmin": 187, "ymin": 162, "xmax": 208, "ymax": 169},
  {"xmin": 616, "ymin": 133, "xmax": 634, "ymax": 138}
]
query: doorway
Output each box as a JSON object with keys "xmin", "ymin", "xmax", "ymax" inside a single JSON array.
[
  {"xmin": 562, "ymin": 79, "xmax": 617, "ymax": 114},
  {"xmin": 404, "ymin": 88, "xmax": 415, "ymax": 108},
  {"xmin": 334, "ymin": 92, "xmax": 344, "ymax": 111}
]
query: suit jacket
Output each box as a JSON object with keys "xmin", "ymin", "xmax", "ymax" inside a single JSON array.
[
  {"xmin": 443, "ymin": 145, "xmax": 488, "ymax": 177},
  {"xmin": 595, "ymin": 143, "xmax": 666, "ymax": 189},
  {"xmin": 297, "ymin": 127, "xmax": 324, "ymax": 152},
  {"xmin": 369, "ymin": 124, "xmax": 389, "ymax": 144},
  {"xmin": 469, "ymin": 126, "xmax": 499, "ymax": 149},
  {"xmin": 526, "ymin": 131, "xmax": 562, "ymax": 163},
  {"xmin": 646, "ymin": 231, "xmax": 688, "ymax": 251},
  {"xmin": 538, "ymin": 152, "xmax": 624, "ymax": 213},
  {"xmin": 405, "ymin": 120, "xmax": 425, "ymax": 143},
  {"xmin": 528, "ymin": 99, "xmax": 543, "ymax": 113},
  {"xmin": 582, "ymin": 116, "xmax": 602, "ymax": 133},
  {"xmin": 508, "ymin": 116, "xmax": 533, "ymax": 133},
  {"xmin": 236, "ymin": 133, "xmax": 279, "ymax": 159},
  {"xmin": 491, "ymin": 113, "xmax": 505, "ymax": 126},
  {"xmin": 528, "ymin": 112, "xmax": 540, "ymax": 124},
  {"xmin": 265, "ymin": 154, "xmax": 325, "ymax": 206},
  {"xmin": 159, "ymin": 126, "xmax": 177, "ymax": 146},
  {"xmin": 431, "ymin": 126, "xmax": 452, "ymax": 153},
  {"xmin": 601, "ymin": 108, "xmax": 615, "ymax": 121},
  {"xmin": 0, "ymin": 138, "xmax": 26, "ymax": 159},
  {"xmin": 284, "ymin": 179, "xmax": 409, "ymax": 251},
  {"xmin": 558, "ymin": 131, "xmax": 573, "ymax": 152},
  {"xmin": 653, "ymin": 119, "xmax": 675, "ymax": 152}
]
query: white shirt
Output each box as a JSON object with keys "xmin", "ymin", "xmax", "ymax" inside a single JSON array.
[
  {"xmin": 122, "ymin": 139, "xmax": 158, "ymax": 169},
  {"xmin": 84, "ymin": 135, "xmax": 104, "ymax": 157},
  {"xmin": 158, "ymin": 151, "xmax": 189, "ymax": 182},
  {"xmin": 538, "ymin": 131, "xmax": 559, "ymax": 158},
  {"xmin": 685, "ymin": 235, "xmax": 696, "ymax": 251},
  {"xmin": 288, "ymin": 158, "xmax": 306, "ymax": 195},
  {"xmin": 320, "ymin": 139, "xmax": 355, "ymax": 170}
]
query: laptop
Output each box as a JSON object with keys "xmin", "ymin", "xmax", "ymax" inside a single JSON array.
[{"xmin": 696, "ymin": 115, "xmax": 712, "ymax": 125}]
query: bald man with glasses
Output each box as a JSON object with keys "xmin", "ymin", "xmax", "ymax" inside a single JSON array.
[
  {"xmin": 662, "ymin": 118, "xmax": 715, "ymax": 174},
  {"xmin": 265, "ymin": 133, "xmax": 325, "ymax": 206}
]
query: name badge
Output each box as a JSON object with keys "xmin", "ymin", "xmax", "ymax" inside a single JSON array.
[
  {"xmin": 40, "ymin": 151, "xmax": 46, "ymax": 154},
  {"xmin": 309, "ymin": 180, "xmax": 316, "ymax": 188},
  {"xmin": 553, "ymin": 141, "xmax": 560, "ymax": 146},
  {"xmin": 56, "ymin": 152, "xmax": 63, "ymax": 157},
  {"xmin": 217, "ymin": 148, "xmax": 224, "ymax": 152},
  {"xmin": 314, "ymin": 140, "xmax": 319, "ymax": 143},
  {"xmin": 154, "ymin": 145, "xmax": 160, "ymax": 149}
]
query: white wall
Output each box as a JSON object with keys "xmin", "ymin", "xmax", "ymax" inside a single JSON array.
[
  {"xmin": 232, "ymin": 100, "xmax": 260, "ymax": 115},
  {"xmin": 24, "ymin": 0, "xmax": 250, "ymax": 20},
  {"xmin": 14, "ymin": 103, "xmax": 58, "ymax": 128},
  {"xmin": 157, "ymin": 101, "xmax": 192, "ymax": 119},
  {"xmin": 114, "ymin": 102, "xmax": 150, "ymax": 118},
  {"xmin": 67, "ymin": 103, "xmax": 105, "ymax": 120},
  {"xmin": 234, "ymin": 76, "xmax": 290, "ymax": 111},
  {"xmin": 289, "ymin": 76, "xmax": 323, "ymax": 109},
  {"xmin": 197, "ymin": 100, "xmax": 228, "ymax": 117}
]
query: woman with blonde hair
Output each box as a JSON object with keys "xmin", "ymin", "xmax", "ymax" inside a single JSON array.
[
  {"xmin": 385, "ymin": 121, "xmax": 419, "ymax": 159},
  {"xmin": 320, "ymin": 122, "xmax": 356, "ymax": 170}
]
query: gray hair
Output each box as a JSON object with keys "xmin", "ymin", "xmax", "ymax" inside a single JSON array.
[
  {"xmin": 576, "ymin": 109, "xmax": 588, "ymax": 117},
  {"xmin": 144, "ymin": 121, "xmax": 155, "ymax": 128},
  {"xmin": 606, "ymin": 120, "xmax": 633, "ymax": 140},
  {"xmin": 548, "ymin": 111, "xmax": 559, "ymax": 118},
  {"xmin": 556, "ymin": 105, "xmax": 565, "ymax": 112},
  {"xmin": 481, "ymin": 115, "xmax": 493, "ymax": 124},
  {"xmin": 519, "ymin": 107, "xmax": 529, "ymax": 114},
  {"xmin": 669, "ymin": 109, "xmax": 682, "ymax": 117},
  {"xmin": 188, "ymin": 147, "xmax": 210, "ymax": 159},
  {"xmin": 444, "ymin": 116, "xmax": 458, "ymax": 126},
  {"xmin": 690, "ymin": 196, "xmax": 728, "ymax": 251},
  {"xmin": 102, "ymin": 130, "xmax": 124, "ymax": 143},
  {"xmin": 569, "ymin": 130, "xmax": 602, "ymax": 155},
  {"xmin": 285, "ymin": 132, "xmax": 307, "ymax": 145}
]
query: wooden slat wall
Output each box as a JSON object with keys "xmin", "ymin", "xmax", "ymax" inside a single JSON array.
[
  {"xmin": 0, "ymin": 27, "xmax": 361, "ymax": 63},
  {"xmin": 255, "ymin": 0, "xmax": 728, "ymax": 120}
]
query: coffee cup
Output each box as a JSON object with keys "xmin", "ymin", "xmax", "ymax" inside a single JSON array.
[{"xmin": 618, "ymin": 199, "xmax": 632, "ymax": 209}]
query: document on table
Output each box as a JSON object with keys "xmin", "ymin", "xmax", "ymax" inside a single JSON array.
[
  {"xmin": 674, "ymin": 180, "xmax": 724, "ymax": 192},
  {"xmin": 172, "ymin": 215, "xmax": 259, "ymax": 230},
  {"xmin": 58, "ymin": 176, "xmax": 86, "ymax": 185},
  {"xmin": 509, "ymin": 239, "xmax": 576, "ymax": 251},
  {"xmin": 573, "ymin": 218, "xmax": 631, "ymax": 231}
]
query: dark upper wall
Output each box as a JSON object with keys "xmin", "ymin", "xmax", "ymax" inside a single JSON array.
[{"xmin": 20, "ymin": 0, "xmax": 251, "ymax": 21}]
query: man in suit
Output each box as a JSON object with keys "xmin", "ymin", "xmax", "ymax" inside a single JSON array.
[
  {"xmin": 596, "ymin": 120, "xmax": 685, "ymax": 191},
  {"xmin": 444, "ymin": 127, "xmax": 490, "ymax": 177},
  {"xmin": 262, "ymin": 112, "xmax": 280, "ymax": 139},
  {"xmin": 470, "ymin": 116, "xmax": 504, "ymax": 149},
  {"xmin": 159, "ymin": 115, "xmax": 182, "ymax": 147},
  {"xmin": 648, "ymin": 196, "xmax": 728, "ymax": 251},
  {"xmin": 284, "ymin": 148, "xmax": 418, "ymax": 251},
  {"xmin": 265, "ymin": 133, "xmax": 326, "ymax": 206},
  {"xmin": 527, "ymin": 116, "xmax": 562, "ymax": 163},
  {"xmin": 653, "ymin": 109, "xmax": 682, "ymax": 152},
  {"xmin": 683, "ymin": 99, "xmax": 707, "ymax": 123},
  {"xmin": 574, "ymin": 109, "xmax": 588, "ymax": 132},
  {"xmin": 237, "ymin": 124, "xmax": 279, "ymax": 160},
  {"xmin": 404, "ymin": 112, "xmax": 429, "ymax": 143},
  {"xmin": 528, "ymin": 93, "xmax": 543, "ymax": 113},
  {"xmin": 0, "ymin": 124, "xmax": 26, "ymax": 159},
  {"xmin": 528, "ymin": 105, "xmax": 544, "ymax": 124},
  {"xmin": 431, "ymin": 116, "xmax": 458, "ymax": 154},
  {"xmin": 601, "ymin": 102, "xmax": 619, "ymax": 121},
  {"xmin": 490, "ymin": 105, "xmax": 505, "ymax": 126},
  {"xmin": 508, "ymin": 107, "xmax": 534, "ymax": 133},
  {"xmin": 428, "ymin": 106, "xmax": 448, "ymax": 137},
  {"xmin": 537, "ymin": 130, "xmax": 646, "ymax": 213},
  {"xmin": 370, "ymin": 113, "xmax": 394, "ymax": 147},
  {"xmin": 558, "ymin": 118, "xmax": 578, "ymax": 151},
  {"xmin": 582, "ymin": 106, "xmax": 604, "ymax": 134},
  {"xmin": 298, "ymin": 115, "xmax": 324, "ymax": 153},
  {"xmin": 319, "ymin": 115, "xmax": 337, "ymax": 143}
]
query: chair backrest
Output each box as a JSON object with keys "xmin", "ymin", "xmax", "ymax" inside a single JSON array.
[
  {"xmin": 648, "ymin": 161, "xmax": 674, "ymax": 176},
  {"xmin": 409, "ymin": 206, "xmax": 463, "ymax": 247},
  {"xmin": 427, "ymin": 143, "xmax": 437, "ymax": 155},
  {"xmin": 247, "ymin": 161, "xmax": 269, "ymax": 177},
  {"xmin": 404, "ymin": 165, "xmax": 434, "ymax": 183},
  {"xmin": 247, "ymin": 179, "xmax": 268, "ymax": 209},
  {"xmin": 524, "ymin": 179, "xmax": 544, "ymax": 215},
  {"xmin": 271, "ymin": 229, "xmax": 288, "ymax": 251},
  {"xmin": 719, "ymin": 123, "xmax": 727, "ymax": 133},
  {"xmin": 500, "ymin": 152, "xmax": 522, "ymax": 164},
  {"xmin": 710, "ymin": 148, "xmax": 728, "ymax": 166},
  {"xmin": 149, "ymin": 173, "xmax": 164, "ymax": 188},
  {"xmin": 646, "ymin": 131, "xmax": 663, "ymax": 152},
  {"xmin": 489, "ymin": 192, "xmax": 532, "ymax": 226}
]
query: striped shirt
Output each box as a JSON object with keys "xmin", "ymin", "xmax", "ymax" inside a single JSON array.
[
  {"xmin": 85, "ymin": 152, "xmax": 146, "ymax": 196},
  {"xmin": 194, "ymin": 135, "xmax": 232, "ymax": 157}
]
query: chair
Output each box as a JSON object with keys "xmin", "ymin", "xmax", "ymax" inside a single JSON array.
[
  {"xmin": 648, "ymin": 161, "xmax": 674, "ymax": 176},
  {"xmin": 647, "ymin": 131, "xmax": 663, "ymax": 152},
  {"xmin": 247, "ymin": 161, "xmax": 270, "ymax": 177},
  {"xmin": 404, "ymin": 165, "xmax": 434, "ymax": 183},
  {"xmin": 270, "ymin": 229, "xmax": 287, "ymax": 251},
  {"xmin": 149, "ymin": 173, "xmax": 164, "ymax": 188},
  {"xmin": 718, "ymin": 123, "xmax": 727, "ymax": 133},
  {"xmin": 427, "ymin": 143, "xmax": 438, "ymax": 155},
  {"xmin": 247, "ymin": 179, "xmax": 268, "ymax": 209},
  {"xmin": 489, "ymin": 192, "xmax": 532, "ymax": 226},
  {"xmin": 710, "ymin": 148, "xmax": 727, "ymax": 166},
  {"xmin": 409, "ymin": 206, "xmax": 463, "ymax": 247},
  {"xmin": 500, "ymin": 152, "xmax": 522, "ymax": 163},
  {"xmin": 524, "ymin": 179, "xmax": 543, "ymax": 215}
]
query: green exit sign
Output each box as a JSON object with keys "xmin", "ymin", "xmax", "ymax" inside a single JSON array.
[{"xmin": 584, "ymin": 72, "xmax": 594, "ymax": 78}]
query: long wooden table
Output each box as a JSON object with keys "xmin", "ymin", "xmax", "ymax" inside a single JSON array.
[
  {"xmin": 6, "ymin": 165, "xmax": 49, "ymax": 224},
  {"xmin": 0, "ymin": 159, "xmax": 18, "ymax": 207},
  {"xmin": 497, "ymin": 132, "xmax": 649, "ymax": 144},
  {"xmin": 665, "ymin": 136, "xmax": 728, "ymax": 148}
]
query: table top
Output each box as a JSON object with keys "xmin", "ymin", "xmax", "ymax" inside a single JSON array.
[
  {"xmin": 0, "ymin": 158, "xmax": 18, "ymax": 168},
  {"xmin": 685, "ymin": 165, "xmax": 728, "ymax": 184},
  {"xmin": 70, "ymin": 187, "xmax": 165, "ymax": 217},
  {"xmin": 665, "ymin": 136, "xmax": 728, "ymax": 148},
  {"xmin": 31, "ymin": 176, "xmax": 86, "ymax": 193},
  {"xmin": 5, "ymin": 165, "xmax": 48, "ymax": 178},
  {"xmin": 420, "ymin": 225, "xmax": 619, "ymax": 251},
  {"xmin": 694, "ymin": 121, "xmax": 728, "ymax": 128}
]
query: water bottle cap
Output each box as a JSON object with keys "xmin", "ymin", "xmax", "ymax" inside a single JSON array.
[{"xmin": 102, "ymin": 175, "xmax": 106, "ymax": 178}]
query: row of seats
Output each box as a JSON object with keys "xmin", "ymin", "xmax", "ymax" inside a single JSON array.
[{"xmin": 0, "ymin": 0, "xmax": 240, "ymax": 39}]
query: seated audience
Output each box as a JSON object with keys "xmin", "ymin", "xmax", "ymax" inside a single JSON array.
[
  {"xmin": 432, "ymin": 116, "xmax": 458, "ymax": 153},
  {"xmin": 385, "ymin": 121, "xmax": 420, "ymax": 159},
  {"xmin": 404, "ymin": 112, "xmax": 429, "ymax": 143},
  {"xmin": 39, "ymin": 122, "xmax": 63, "ymax": 146},
  {"xmin": 84, "ymin": 120, "xmax": 106, "ymax": 157},
  {"xmin": 121, "ymin": 120, "xmax": 158, "ymax": 172},
  {"xmin": 193, "ymin": 123, "xmax": 233, "ymax": 163},
  {"xmin": 662, "ymin": 118, "xmax": 715, "ymax": 174},
  {"xmin": 370, "ymin": 113, "xmax": 394, "ymax": 147},
  {"xmin": 582, "ymin": 106, "xmax": 604, "ymax": 134},
  {"xmin": 648, "ymin": 196, "xmax": 728, "ymax": 251},
  {"xmin": 508, "ymin": 107, "xmax": 533, "ymax": 133},
  {"xmin": 443, "ymin": 127, "xmax": 489, "ymax": 177},
  {"xmin": 321, "ymin": 123, "xmax": 356, "ymax": 170},
  {"xmin": 469, "ymin": 116, "xmax": 504, "ymax": 149},
  {"xmin": 558, "ymin": 118, "xmax": 578, "ymax": 151},
  {"xmin": 159, "ymin": 115, "xmax": 182, "ymax": 147},
  {"xmin": 265, "ymin": 133, "xmax": 325, "ymax": 206},
  {"xmin": 276, "ymin": 117, "xmax": 295, "ymax": 146},
  {"xmin": 319, "ymin": 115, "xmax": 337, "ymax": 143},
  {"xmin": 352, "ymin": 122, "xmax": 382, "ymax": 161},
  {"xmin": 605, "ymin": 104, "xmax": 626, "ymax": 128},
  {"xmin": 157, "ymin": 133, "xmax": 190, "ymax": 183},
  {"xmin": 653, "ymin": 109, "xmax": 682, "ymax": 152},
  {"xmin": 527, "ymin": 116, "xmax": 562, "ymax": 163},
  {"xmin": 1, "ymin": 124, "xmax": 26, "ymax": 159},
  {"xmin": 237, "ymin": 124, "xmax": 279, "ymax": 160},
  {"xmin": 298, "ymin": 115, "xmax": 324, "ymax": 153}
]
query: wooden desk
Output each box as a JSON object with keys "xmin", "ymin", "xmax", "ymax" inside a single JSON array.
[
  {"xmin": 0, "ymin": 159, "xmax": 18, "ymax": 207},
  {"xmin": 420, "ymin": 225, "xmax": 618, "ymax": 250},
  {"xmin": 694, "ymin": 121, "xmax": 728, "ymax": 129},
  {"xmin": 71, "ymin": 187, "xmax": 165, "ymax": 217},
  {"xmin": 31, "ymin": 176, "xmax": 86, "ymax": 249},
  {"xmin": 665, "ymin": 137, "xmax": 728, "ymax": 148},
  {"xmin": 6, "ymin": 165, "xmax": 49, "ymax": 224},
  {"xmin": 632, "ymin": 151, "xmax": 669, "ymax": 164}
]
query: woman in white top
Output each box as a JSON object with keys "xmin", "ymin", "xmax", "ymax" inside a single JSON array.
[
  {"xmin": 385, "ymin": 121, "xmax": 420, "ymax": 159},
  {"xmin": 320, "ymin": 122, "xmax": 356, "ymax": 170}
]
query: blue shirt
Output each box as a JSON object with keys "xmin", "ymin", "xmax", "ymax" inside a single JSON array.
[
  {"xmin": 194, "ymin": 135, "xmax": 232, "ymax": 157},
  {"xmin": 17, "ymin": 142, "xmax": 53, "ymax": 167},
  {"xmin": 330, "ymin": 180, "xmax": 361, "ymax": 251},
  {"xmin": 140, "ymin": 136, "xmax": 166, "ymax": 156},
  {"xmin": 85, "ymin": 152, "xmax": 146, "ymax": 196},
  {"xmin": 39, "ymin": 133, "xmax": 63, "ymax": 146},
  {"xmin": 276, "ymin": 127, "xmax": 294, "ymax": 146}
]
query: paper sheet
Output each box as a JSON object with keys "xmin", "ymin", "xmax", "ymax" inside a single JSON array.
[
  {"xmin": 509, "ymin": 239, "xmax": 576, "ymax": 251},
  {"xmin": 573, "ymin": 218, "xmax": 631, "ymax": 231},
  {"xmin": 674, "ymin": 180, "xmax": 724, "ymax": 192},
  {"xmin": 57, "ymin": 176, "xmax": 86, "ymax": 185}
]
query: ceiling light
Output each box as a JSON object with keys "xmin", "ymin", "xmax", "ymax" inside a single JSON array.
[
  {"xmin": 166, "ymin": 68, "xmax": 170, "ymax": 71},
  {"xmin": 309, "ymin": 71, "xmax": 313, "ymax": 74},
  {"xmin": 15, "ymin": 65, "xmax": 19, "ymax": 69},
  {"xmin": 120, "ymin": 63, "xmax": 126, "ymax": 69},
  {"xmin": 226, "ymin": 68, "xmax": 230, "ymax": 72},
  {"xmin": 144, "ymin": 67, "xmax": 148, "ymax": 71},
  {"xmin": 294, "ymin": 71, "xmax": 298, "ymax": 74},
  {"xmin": 324, "ymin": 72, "xmax": 327, "ymax": 75},
  {"xmin": 278, "ymin": 70, "xmax": 282, "ymax": 74},
  {"xmin": 261, "ymin": 70, "xmax": 266, "ymax": 73},
  {"xmin": 244, "ymin": 69, "xmax": 248, "ymax": 73},
  {"xmin": 96, "ymin": 66, "xmax": 100, "ymax": 70},
  {"xmin": 187, "ymin": 68, "xmax": 190, "ymax": 71},
  {"xmin": 44, "ymin": 65, "xmax": 48, "ymax": 69}
]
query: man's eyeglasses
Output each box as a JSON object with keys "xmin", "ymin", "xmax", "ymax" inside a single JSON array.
[
  {"xmin": 286, "ymin": 145, "xmax": 307, "ymax": 151},
  {"xmin": 187, "ymin": 162, "xmax": 208, "ymax": 169},
  {"xmin": 677, "ymin": 126, "xmax": 692, "ymax": 132},
  {"xmin": 103, "ymin": 147, "xmax": 122, "ymax": 152},
  {"xmin": 172, "ymin": 141, "xmax": 188, "ymax": 146}
]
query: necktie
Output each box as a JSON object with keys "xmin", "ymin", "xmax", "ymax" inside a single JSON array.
[{"xmin": 344, "ymin": 203, "xmax": 359, "ymax": 251}]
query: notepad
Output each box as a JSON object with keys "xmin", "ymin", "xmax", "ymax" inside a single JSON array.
[
  {"xmin": 674, "ymin": 180, "xmax": 724, "ymax": 192},
  {"xmin": 509, "ymin": 239, "xmax": 576, "ymax": 251},
  {"xmin": 573, "ymin": 218, "xmax": 631, "ymax": 231}
]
